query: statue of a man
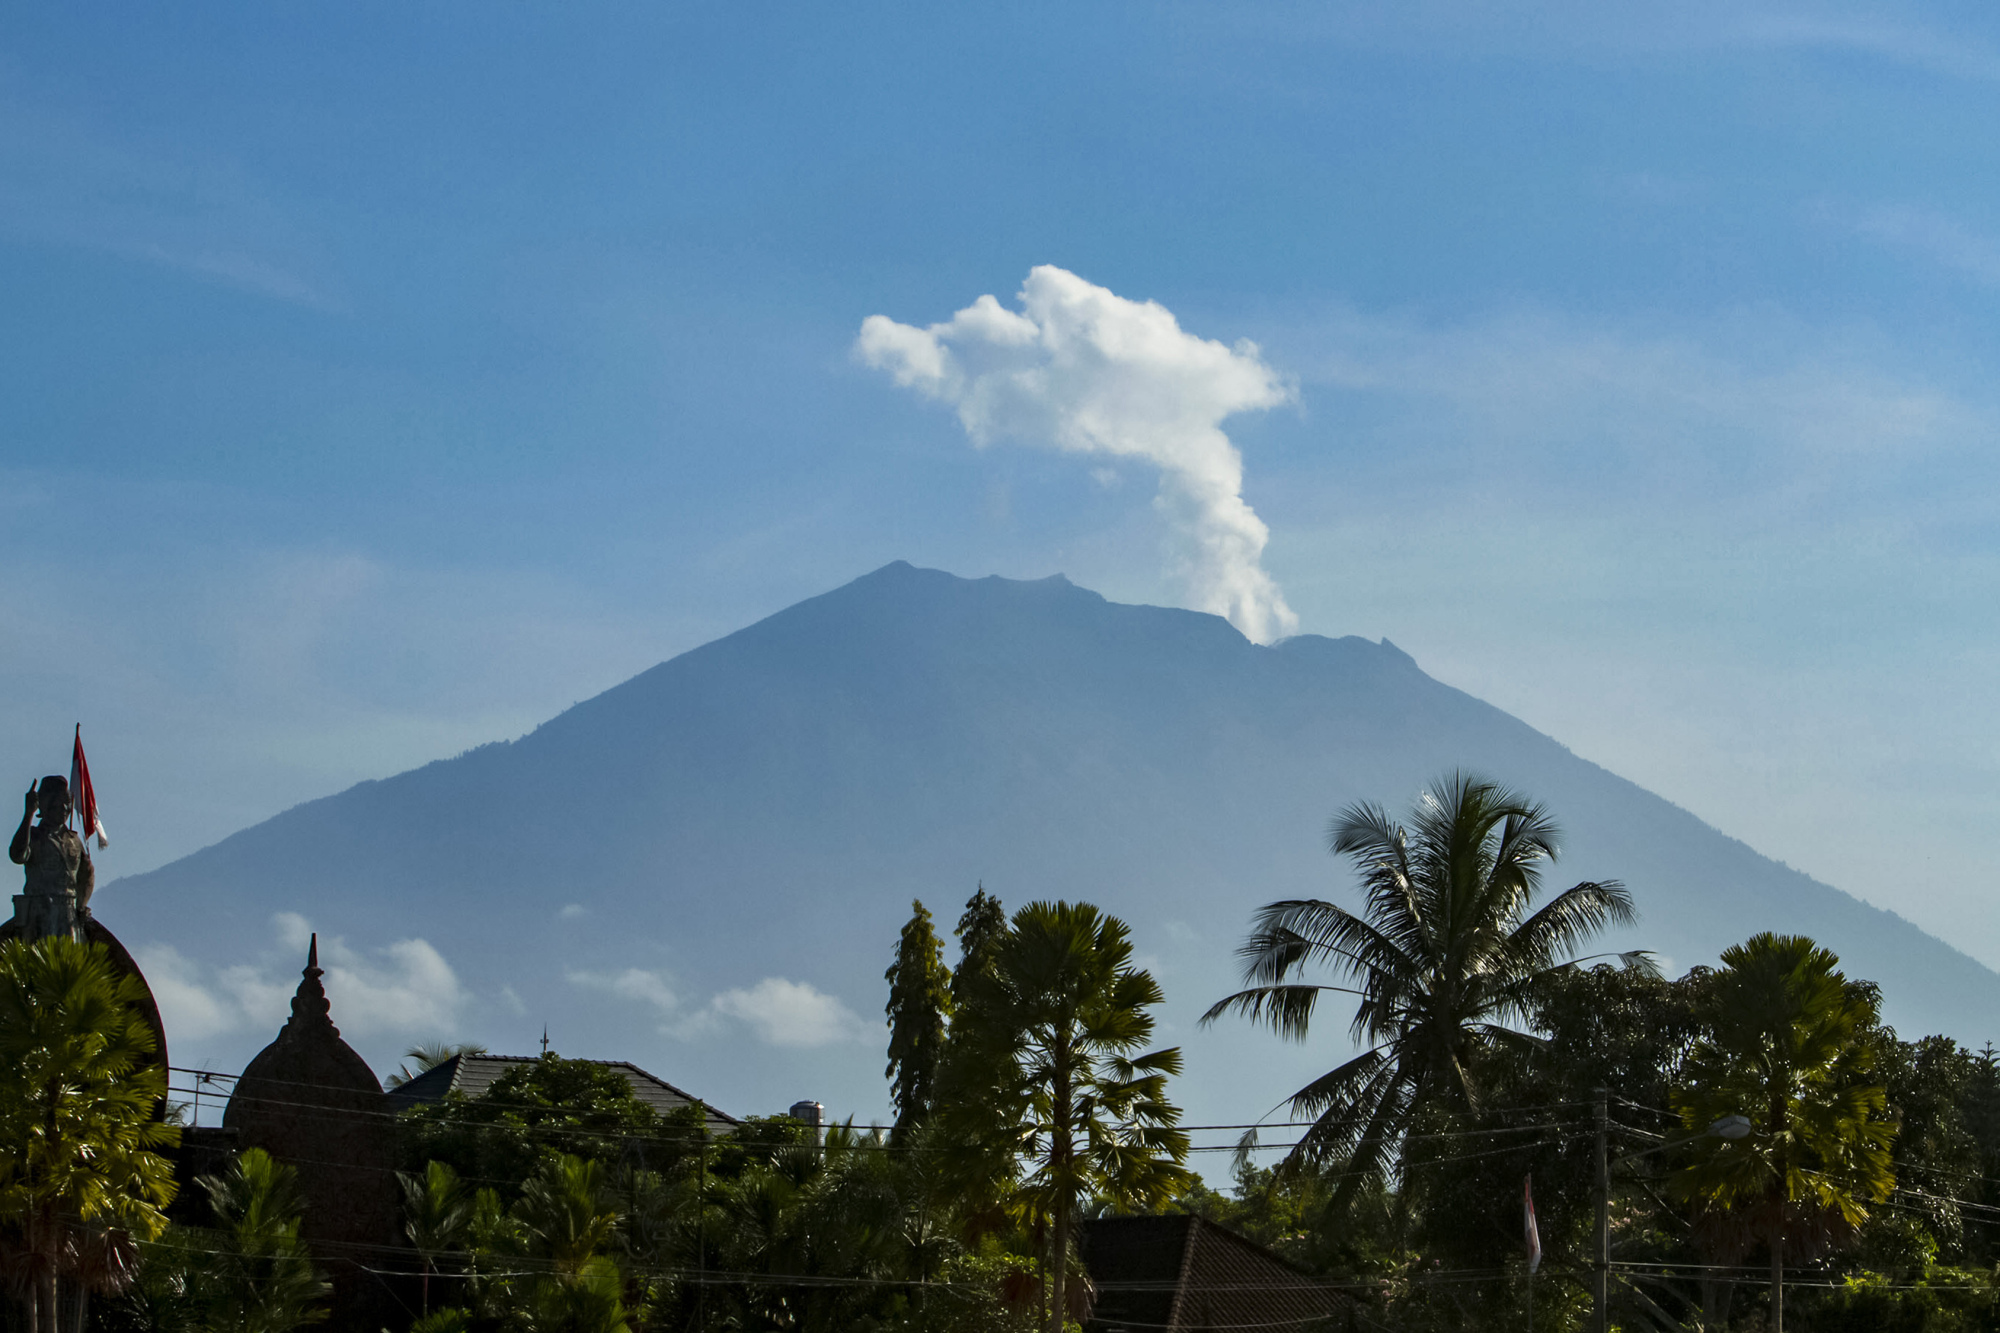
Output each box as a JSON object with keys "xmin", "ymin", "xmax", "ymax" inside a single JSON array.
[{"xmin": 9, "ymin": 775, "xmax": 93, "ymax": 941}]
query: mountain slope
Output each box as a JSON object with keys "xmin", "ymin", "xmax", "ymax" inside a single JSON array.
[{"xmin": 109, "ymin": 562, "xmax": 2000, "ymax": 1127}]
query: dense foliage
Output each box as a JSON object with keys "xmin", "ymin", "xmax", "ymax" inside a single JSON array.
[{"xmin": 28, "ymin": 772, "xmax": 2000, "ymax": 1332}]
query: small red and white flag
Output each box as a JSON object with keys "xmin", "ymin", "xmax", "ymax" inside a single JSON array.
[
  {"xmin": 1524, "ymin": 1173, "xmax": 1542, "ymax": 1274},
  {"xmin": 70, "ymin": 725, "xmax": 107, "ymax": 848}
]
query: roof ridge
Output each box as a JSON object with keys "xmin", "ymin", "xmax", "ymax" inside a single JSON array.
[{"xmin": 1166, "ymin": 1213, "xmax": 1200, "ymax": 1332}]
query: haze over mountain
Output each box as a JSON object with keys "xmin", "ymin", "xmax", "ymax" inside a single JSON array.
[{"xmin": 112, "ymin": 562, "xmax": 2000, "ymax": 1134}]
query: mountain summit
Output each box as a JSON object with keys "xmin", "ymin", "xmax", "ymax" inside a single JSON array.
[{"xmin": 114, "ymin": 562, "xmax": 2000, "ymax": 1126}]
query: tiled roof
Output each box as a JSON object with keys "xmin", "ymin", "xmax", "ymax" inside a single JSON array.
[
  {"xmin": 1081, "ymin": 1214, "xmax": 1349, "ymax": 1333},
  {"xmin": 386, "ymin": 1054, "xmax": 739, "ymax": 1134}
]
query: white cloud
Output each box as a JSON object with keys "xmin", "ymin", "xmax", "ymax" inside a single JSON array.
[
  {"xmin": 570, "ymin": 966, "xmax": 680, "ymax": 1013},
  {"xmin": 130, "ymin": 915, "xmax": 468, "ymax": 1045},
  {"xmin": 859, "ymin": 265, "xmax": 1299, "ymax": 643},
  {"xmin": 1739, "ymin": 15, "xmax": 2000, "ymax": 82},
  {"xmin": 571, "ymin": 966, "xmax": 867, "ymax": 1048},
  {"xmin": 316, "ymin": 936, "xmax": 466, "ymax": 1036},
  {"xmin": 1297, "ymin": 304, "xmax": 1982, "ymax": 480},
  {"xmin": 560, "ymin": 903, "xmax": 589, "ymax": 919},
  {"xmin": 1843, "ymin": 203, "xmax": 2000, "ymax": 287},
  {"xmin": 706, "ymin": 978, "xmax": 872, "ymax": 1049},
  {"xmin": 134, "ymin": 943, "xmax": 237, "ymax": 1042},
  {"xmin": 0, "ymin": 93, "xmax": 337, "ymax": 307}
]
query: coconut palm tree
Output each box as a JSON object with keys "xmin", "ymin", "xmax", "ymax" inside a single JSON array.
[
  {"xmin": 1203, "ymin": 773, "xmax": 1637, "ymax": 1207},
  {"xmin": 385, "ymin": 1042, "xmax": 489, "ymax": 1091},
  {"xmin": 0, "ymin": 936, "xmax": 180, "ymax": 1333},
  {"xmin": 1671, "ymin": 933, "xmax": 1896, "ymax": 1333},
  {"xmin": 943, "ymin": 900, "xmax": 1192, "ymax": 1333}
]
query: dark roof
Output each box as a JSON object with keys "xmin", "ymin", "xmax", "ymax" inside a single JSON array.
[
  {"xmin": 386, "ymin": 1054, "xmax": 740, "ymax": 1134},
  {"xmin": 1081, "ymin": 1215, "xmax": 1348, "ymax": 1333}
]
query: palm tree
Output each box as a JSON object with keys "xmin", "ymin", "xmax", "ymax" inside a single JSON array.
[
  {"xmin": 513, "ymin": 1155, "xmax": 623, "ymax": 1280},
  {"xmin": 386, "ymin": 1042, "xmax": 489, "ymax": 1091},
  {"xmin": 943, "ymin": 900, "xmax": 1193, "ymax": 1333},
  {"xmin": 1671, "ymin": 933, "xmax": 1895, "ymax": 1333},
  {"xmin": 509, "ymin": 1155, "xmax": 631, "ymax": 1333},
  {"xmin": 1203, "ymin": 773, "xmax": 1637, "ymax": 1207},
  {"xmin": 0, "ymin": 936, "xmax": 180, "ymax": 1333},
  {"xmin": 198, "ymin": 1148, "xmax": 330, "ymax": 1333},
  {"xmin": 401, "ymin": 1160, "xmax": 472, "ymax": 1315}
]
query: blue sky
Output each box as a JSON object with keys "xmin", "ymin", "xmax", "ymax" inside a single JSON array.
[{"xmin": 5, "ymin": 4, "xmax": 2000, "ymax": 1037}]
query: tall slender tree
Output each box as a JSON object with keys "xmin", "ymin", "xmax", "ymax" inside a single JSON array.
[
  {"xmin": 944, "ymin": 901, "xmax": 1192, "ymax": 1333},
  {"xmin": 0, "ymin": 936, "xmax": 180, "ymax": 1333},
  {"xmin": 951, "ymin": 885, "xmax": 1006, "ymax": 1010},
  {"xmin": 1671, "ymin": 933, "xmax": 1896, "ymax": 1333},
  {"xmin": 885, "ymin": 900, "xmax": 953, "ymax": 1137},
  {"xmin": 1204, "ymin": 773, "xmax": 1636, "ymax": 1208}
]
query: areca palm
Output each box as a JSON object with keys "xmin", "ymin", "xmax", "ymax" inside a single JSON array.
[
  {"xmin": 1204, "ymin": 773, "xmax": 1636, "ymax": 1206},
  {"xmin": 401, "ymin": 1160, "xmax": 472, "ymax": 1315},
  {"xmin": 197, "ymin": 1149, "xmax": 330, "ymax": 1333}
]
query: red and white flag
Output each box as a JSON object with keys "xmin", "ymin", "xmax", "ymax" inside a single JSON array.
[
  {"xmin": 70, "ymin": 725, "xmax": 107, "ymax": 848},
  {"xmin": 1524, "ymin": 1173, "xmax": 1542, "ymax": 1274}
]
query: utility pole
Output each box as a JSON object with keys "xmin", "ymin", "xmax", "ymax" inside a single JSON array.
[{"xmin": 1593, "ymin": 1088, "xmax": 1610, "ymax": 1333}]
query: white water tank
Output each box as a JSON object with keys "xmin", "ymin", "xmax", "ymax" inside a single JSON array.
[{"xmin": 789, "ymin": 1099, "xmax": 825, "ymax": 1143}]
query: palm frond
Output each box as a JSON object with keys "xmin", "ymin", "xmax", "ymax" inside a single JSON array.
[
  {"xmin": 1198, "ymin": 984, "xmax": 1363, "ymax": 1038},
  {"xmin": 1499, "ymin": 879, "xmax": 1637, "ymax": 978}
]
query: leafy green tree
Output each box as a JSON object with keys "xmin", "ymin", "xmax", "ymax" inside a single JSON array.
[
  {"xmin": 401, "ymin": 1054, "xmax": 676, "ymax": 1193},
  {"xmin": 0, "ymin": 936, "xmax": 180, "ymax": 1333},
  {"xmin": 1963, "ymin": 1043, "xmax": 2000, "ymax": 1260},
  {"xmin": 197, "ymin": 1148, "xmax": 331, "ymax": 1333},
  {"xmin": 1203, "ymin": 774, "xmax": 1635, "ymax": 1209},
  {"xmin": 943, "ymin": 900, "xmax": 1193, "ymax": 1333},
  {"xmin": 1862, "ymin": 1032, "xmax": 1979, "ymax": 1267},
  {"xmin": 886, "ymin": 900, "xmax": 953, "ymax": 1137},
  {"xmin": 1406, "ymin": 960, "xmax": 1707, "ymax": 1283},
  {"xmin": 1671, "ymin": 933, "xmax": 1897, "ymax": 1333}
]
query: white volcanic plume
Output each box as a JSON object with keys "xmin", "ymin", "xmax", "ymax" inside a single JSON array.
[{"xmin": 857, "ymin": 265, "xmax": 1298, "ymax": 643}]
